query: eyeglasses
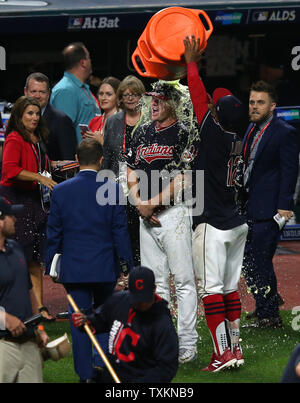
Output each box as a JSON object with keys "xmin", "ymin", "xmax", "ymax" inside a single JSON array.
[{"xmin": 122, "ymin": 93, "xmax": 140, "ymax": 99}]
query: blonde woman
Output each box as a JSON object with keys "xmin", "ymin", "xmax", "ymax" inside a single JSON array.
[{"xmin": 102, "ymin": 75, "xmax": 146, "ymax": 266}]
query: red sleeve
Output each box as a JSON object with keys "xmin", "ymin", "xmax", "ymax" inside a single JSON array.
[
  {"xmin": 89, "ymin": 115, "xmax": 103, "ymax": 132},
  {"xmin": 1, "ymin": 132, "xmax": 38, "ymax": 190},
  {"xmin": 1, "ymin": 133, "xmax": 24, "ymax": 179},
  {"xmin": 187, "ymin": 62, "xmax": 209, "ymax": 125}
]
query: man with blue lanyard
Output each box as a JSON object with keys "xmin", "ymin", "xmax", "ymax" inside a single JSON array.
[{"xmin": 51, "ymin": 42, "xmax": 100, "ymax": 144}]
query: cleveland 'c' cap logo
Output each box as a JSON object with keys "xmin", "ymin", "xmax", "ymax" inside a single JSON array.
[{"xmin": 135, "ymin": 279, "xmax": 144, "ymax": 290}]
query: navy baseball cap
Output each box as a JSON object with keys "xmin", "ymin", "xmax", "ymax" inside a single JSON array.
[
  {"xmin": 0, "ymin": 197, "xmax": 24, "ymax": 217},
  {"xmin": 129, "ymin": 266, "xmax": 156, "ymax": 304},
  {"xmin": 215, "ymin": 95, "xmax": 243, "ymax": 126}
]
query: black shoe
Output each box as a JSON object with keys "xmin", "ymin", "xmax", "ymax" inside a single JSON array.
[
  {"xmin": 243, "ymin": 315, "xmax": 283, "ymax": 328},
  {"xmin": 91, "ymin": 367, "xmax": 105, "ymax": 383},
  {"xmin": 243, "ymin": 316, "xmax": 283, "ymax": 329},
  {"xmin": 258, "ymin": 317, "xmax": 283, "ymax": 328}
]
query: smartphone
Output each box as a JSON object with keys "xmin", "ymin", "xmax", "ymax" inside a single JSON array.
[{"xmin": 79, "ymin": 124, "xmax": 89, "ymax": 133}]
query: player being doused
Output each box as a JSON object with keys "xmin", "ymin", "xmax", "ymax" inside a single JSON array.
[{"xmin": 126, "ymin": 79, "xmax": 199, "ymax": 365}]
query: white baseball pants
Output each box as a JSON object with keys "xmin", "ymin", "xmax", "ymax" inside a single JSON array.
[
  {"xmin": 192, "ymin": 222, "xmax": 248, "ymax": 298},
  {"xmin": 140, "ymin": 204, "xmax": 198, "ymax": 349}
]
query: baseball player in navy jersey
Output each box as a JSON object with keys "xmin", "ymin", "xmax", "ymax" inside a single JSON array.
[
  {"xmin": 72, "ymin": 266, "xmax": 179, "ymax": 383},
  {"xmin": 184, "ymin": 36, "xmax": 248, "ymax": 372},
  {"xmin": 126, "ymin": 81, "xmax": 198, "ymax": 364}
]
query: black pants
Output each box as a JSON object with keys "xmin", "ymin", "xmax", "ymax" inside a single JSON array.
[
  {"xmin": 242, "ymin": 219, "xmax": 280, "ymax": 319},
  {"xmin": 126, "ymin": 203, "xmax": 140, "ymax": 266}
]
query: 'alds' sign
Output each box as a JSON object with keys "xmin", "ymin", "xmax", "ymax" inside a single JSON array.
[{"xmin": 291, "ymin": 46, "xmax": 300, "ymax": 71}]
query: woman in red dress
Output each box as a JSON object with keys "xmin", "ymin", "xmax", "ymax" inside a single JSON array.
[
  {"xmin": 82, "ymin": 76, "xmax": 120, "ymax": 145},
  {"xmin": 0, "ymin": 96, "xmax": 57, "ymax": 321}
]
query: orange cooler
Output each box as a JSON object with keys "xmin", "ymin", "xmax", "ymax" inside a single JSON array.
[{"xmin": 132, "ymin": 7, "xmax": 213, "ymax": 80}]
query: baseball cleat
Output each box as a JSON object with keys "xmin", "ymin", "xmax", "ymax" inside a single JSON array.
[
  {"xmin": 202, "ymin": 348, "xmax": 237, "ymax": 372},
  {"xmin": 178, "ymin": 346, "xmax": 197, "ymax": 364},
  {"xmin": 233, "ymin": 346, "xmax": 244, "ymax": 367}
]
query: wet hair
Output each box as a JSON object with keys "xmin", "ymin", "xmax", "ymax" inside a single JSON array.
[
  {"xmin": 76, "ymin": 138, "xmax": 103, "ymax": 166},
  {"xmin": 250, "ymin": 80, "xmax": 278, "ymax": 104},
  {"xmin": 146, "ymin": 81, "xmax": 182, "ymax": 119},
  {"xmin": 62, "ymin": 42, "xmax": 88, "ymax": 70},
  {"xmin": 5, "ymin": 96, "xmax": 49, "ymax": 143},
  {"xmin": 25, "ymin": 72, "xmax": 50, "ymax": 90}
]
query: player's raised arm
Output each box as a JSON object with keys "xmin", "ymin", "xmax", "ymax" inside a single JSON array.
[{"xmin": 183, "ymin": 36, "xmax": 209, "ymax": 125}]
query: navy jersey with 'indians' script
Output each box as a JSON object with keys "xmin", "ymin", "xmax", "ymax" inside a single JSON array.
[{"xmin": 127, "ymin": 121, "xmax": 196, "ymax": 201}]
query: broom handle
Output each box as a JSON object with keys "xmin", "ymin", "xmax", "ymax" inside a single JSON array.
[{"xmin": 67, "ymin": 294, "xmax": 121, "ymax": 383}]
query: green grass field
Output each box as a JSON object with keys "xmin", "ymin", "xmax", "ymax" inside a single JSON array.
[{"xmin": 43, "ymin": 310, "xmax": 299, "ymax": 383}]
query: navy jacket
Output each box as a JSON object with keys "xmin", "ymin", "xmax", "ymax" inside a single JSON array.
[
  {"xmin": 45, "ymin": 170, "xmax": 134, "ymax": 283},
  {"xmin": 89, "ymin": 291, "xmax": 179, "ymax": 383},
  {"xmin": 43, "ymin": 103, "xmax": 77, "ymax": 161},
  {"xmin": 243, "ymin": 115, "xmax": 299, "ymax": 221}
]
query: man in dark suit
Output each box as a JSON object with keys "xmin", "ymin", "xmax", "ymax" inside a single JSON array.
[
  {"xmin": 24, "ymin": 72, "xmax": 77, "ymax": 161},
  {"xmin": 242, "ymin": 80, "xmax": 299, "ymax": 328},
  {"xmin": 45, "ymin": 138, "xmax": 134, "ymax": 382}
]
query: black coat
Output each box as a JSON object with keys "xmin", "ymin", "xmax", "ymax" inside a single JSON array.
[
  {"xmin": 242, "ymin": 116, "xmax": 299, "ymax": 221},
  {"xmin": 43, "ymin": 103, "xmax": 77, "ymax": 161}
]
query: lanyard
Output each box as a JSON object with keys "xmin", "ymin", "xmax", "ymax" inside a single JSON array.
[
  {"xmin": 243, "ymin": 121, "xmax": 270, "ymax": 160},
  {"xmin": 31, "ymin": 142, "xmax": 49, "ymax": 173},
  {"xmin": 122, "ymin": 115, "xmax": 127, "ymax": 156}
]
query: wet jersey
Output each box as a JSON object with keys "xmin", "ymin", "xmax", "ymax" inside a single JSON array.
[
  {"xmin": 127, "ymin": 121, "xmax": 195, "ymax": 201},
  {"xmin": 187, "ymin": 61, "xmax": 245, "ymax": 230}
]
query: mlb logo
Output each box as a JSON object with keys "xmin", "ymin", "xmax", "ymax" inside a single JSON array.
[
  {"xmin": 252, "ymin": 11, "xmax": 269, "ymax": 22},
  {"xmin": 68, "ymin": 17, "xmax": 83, "ymax": 29}
]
